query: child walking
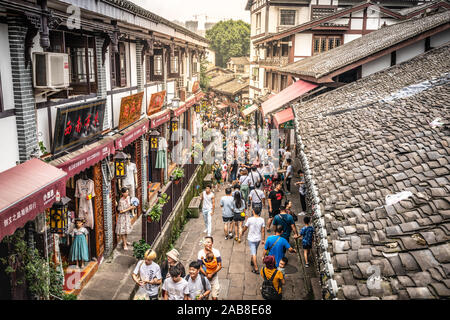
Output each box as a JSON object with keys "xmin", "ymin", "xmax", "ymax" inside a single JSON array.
[{"xmin": 300, "ymin": 216, "xmax": 315, "ymax": 267}]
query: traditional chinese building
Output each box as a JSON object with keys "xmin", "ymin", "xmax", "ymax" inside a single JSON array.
[{"xmin": 0, "ymin": 0, "xmax": 209, "ymax": 299}]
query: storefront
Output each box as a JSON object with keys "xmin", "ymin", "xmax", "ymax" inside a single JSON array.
[
  {"xmin": 47, "ymin": 98, "xmax": 114, "ymax": 293},
  {"xmin": 272, "ymin": 107, "xmax": 295, "ymax": 150},
  {"xmin": 0, "ymin": 158, "xmax": 68, "ymax": 299}
]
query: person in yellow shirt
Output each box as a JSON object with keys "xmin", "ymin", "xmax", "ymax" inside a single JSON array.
[{"xmin": 260, "ymin": 255, "xmax": 285, "ymax": 300}]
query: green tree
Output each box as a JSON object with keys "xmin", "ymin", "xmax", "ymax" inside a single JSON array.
[
  {"xmin": 206, "ymin": 20, "xmax": 250, "ymax": 68},
  {"xmin": 200, "ymin": 58, "xmax": 211, "ymax": 90}
]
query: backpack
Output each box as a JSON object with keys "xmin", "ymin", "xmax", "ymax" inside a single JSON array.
[{"xmin": 261, "ymin": 267, "xmax": 281, "ymax": 300}]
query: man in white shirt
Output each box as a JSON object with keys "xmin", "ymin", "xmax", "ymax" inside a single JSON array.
[
  {"xmin": 197, "ymin": 236, "xmax": 222, "ymax": 300},
  {"xmin": 242, "ymin": 208, "xmax": 265, "ymax": 273},
  {"xmin": 200, "ymin": 185, "xmax": 215, "ymax": 236},
  {"xmin": 186, "ymin": 261, "xmax": 211, "ymax": 300},
  {"xmin": 162, "ymin": 264, "xmax": 190, "ymax": 300}
]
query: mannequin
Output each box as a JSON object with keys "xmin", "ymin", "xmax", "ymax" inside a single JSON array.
[
  {"xmin": 75, "ymin": 170, "xmax": 96, "ymax": 260},
  {"xmin": 119, "ymin": 154, "xmax": 138, "ymax": 216}
]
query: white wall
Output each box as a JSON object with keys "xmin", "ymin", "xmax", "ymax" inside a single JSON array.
[
  {"xmin": 295, "ymin": 33, "xmax": 312, "ymax": 57},
  {"xmin": 361, "ymin": 53, "xmax": 391, "ymax": 78},
  {"xmin": 344, "ymin": 34, "xmax": 362, "ymax": 44},
  {"xmin": 431, "ymin": 29, "xmax": 450, "ymax": 47},
  {"xmin": 397, "ymin": 39, "xmax": 425, "ymax": 64},
  {"xmin": 0, "ymin": 24, "xmax": 22, "ymax": 171}
]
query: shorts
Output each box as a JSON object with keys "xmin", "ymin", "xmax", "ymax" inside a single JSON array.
[
  {"xmin": 233, "ymin": 212, "xmax": 245, "ymax": 222},
  {"xmin": 302, "ymin": 243, "xmax": 312, "ymax": 250},
  {"xmin": 210, "ymin": 275, "xmax": 220, "ymax": 298},
  {"xmin": 269, "ymin": 209, "xmax": 280, "ymax": 218},
  {"xmin": 248, "ymin": 241, "xmax": 260, "ymax": 256},
  {"xmin": 222, "ymin": 216, "xmax": 233, "ymax": 223}
]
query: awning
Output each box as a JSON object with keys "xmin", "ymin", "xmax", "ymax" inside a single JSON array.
[
  {"xmin": 195, "ymin": 91, "xmax": 206, "ymax": 101},
  {"xmin": 149, "ymin": 109, "xmax": 171, "ymax": 128},
  {"xmin": 49, "ymin": 137, "xmax": 115, "ymax": 178},
  {"xmin": 261, "ymin": 80, "xmax": 317, "ymax": 117},
  {"xmin": 273, "ymin": 107, "xmax": 295, "ymax": 128},
  {"xmin": 217, "ymin": 103, "xmax": 228, "ymax": 110},
  {"xmin": 242, "ymin": 104, "xmax": 259, "ymax": 117},
  {"xmin": 115, "ymin": 118, "xmax": 149, "ymax": 150},
  {"xmin": 0, "ymin": 158, "xmax": 67, "ymax": 242}
]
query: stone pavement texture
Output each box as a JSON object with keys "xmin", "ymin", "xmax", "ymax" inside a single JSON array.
[
  {"xmin": 174, "ymin": 175, "xmax": 317, "ymax": 300},
  {"xmin": 77, "ymin": 216, "xmax": 142, "ymax": 300}
]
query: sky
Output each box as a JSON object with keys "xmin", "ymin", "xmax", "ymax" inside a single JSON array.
[{"xmin": 131, "ymin": 0, "xmax": 251, "ymax": 27}]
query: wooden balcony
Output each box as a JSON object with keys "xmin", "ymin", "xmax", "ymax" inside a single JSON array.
[{"xmin": 257, "ymin": 56, "xmax": 289, "ymax": 67}]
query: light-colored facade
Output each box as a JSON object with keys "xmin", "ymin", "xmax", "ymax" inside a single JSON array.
[{"xmin": 245, "ymin": 0, "xmax": 437, "ymax": 101}]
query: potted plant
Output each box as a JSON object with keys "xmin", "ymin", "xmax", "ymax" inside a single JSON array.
[
  {"xmin": 171, "ymin": 167, "xmax": 185, "ymax": 184},
  {"xmin": 132, "ymin": 239, "xmax": 152, "ymax": 260},
  {"xmin": 145, "ymin": 193, "xmax": 170, "ymax": 223}
]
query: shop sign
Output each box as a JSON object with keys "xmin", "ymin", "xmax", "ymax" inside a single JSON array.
[
  {"xmin": 150, "ymin": 110, "xmax": 171, "ymax": 128},
  {"xmin": 192, "ymin": 81, "xmax": 200, "ymax": 93},
  {"xmin": 147, "ymin": 91, "xmax": 166, "ymax": 116},
  {"xmin": 52, "ymin": 99, "xmax": 106, "ymax": 155},
  {"xmin": 280, "ymin": 120, "xmax": 294, "ymax": 129},
  {"xmin": 115, "ymin": 119, "xmax": 150, "ymax": 150},
  {"xmin": 118, "ymin": 92, "xmax": 144, "ymax": 130}
]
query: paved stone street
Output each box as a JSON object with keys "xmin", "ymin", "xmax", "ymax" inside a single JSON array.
[{"xmin": 175, "ymin": 175, "xmax": 318, "ymax": 300}]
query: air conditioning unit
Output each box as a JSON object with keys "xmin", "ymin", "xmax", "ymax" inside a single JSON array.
[{"xmin": 33, "ymin": 52, "xmax": 70, "ymax": 89}]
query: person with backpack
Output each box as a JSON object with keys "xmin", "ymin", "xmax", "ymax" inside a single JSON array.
[
  {"xmin": 186, "ymin": 261, "xmax": 211, "ymax": 300},
  {"xmin": 263, "ymin": 225, "xmax": 297, "ymax": 267},
  {"xmin": 198, "ymin": 236, "xmax": 222, "ymax": 300},
  {"xmin": 272, "ymin": 205, "xmax": 300, "ymax": 241},
  {"xmin": 249, "ymin": 182, "xmax": 265, "ymax": 216},
  {"xmin": 260, "ymin": 255, "xmax": 284, "ymax": 300},
  {"xmin": 213, "ymin": 160, "xmax": 222, "ymax": 192},
  {"xmin": 238, "ymin": 168, "xmax": 250, "ymax": 207}
]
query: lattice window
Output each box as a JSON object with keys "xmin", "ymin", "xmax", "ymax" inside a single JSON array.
[
  {"xmin": 280, "ymin": 10, "xmax": 296, "ymax": 26},
  {"xmin": 313, "ymin": 35, "xmax": 342, "ymax": 55}
]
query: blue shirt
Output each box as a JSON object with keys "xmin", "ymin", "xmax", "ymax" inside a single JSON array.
[
  {"xmin": 300, "ymin": 226, "xmax": 314, "ymax": 246},
  {"xmin": 264, "ymin": 235, "xmax": 291, "ymax": 267},
  {"xmin": 273, "ymin": 213, "xmax": 295, "ymax": 240}
]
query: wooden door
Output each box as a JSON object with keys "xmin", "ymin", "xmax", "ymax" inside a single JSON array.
[
  {"xmin": 134, "ymin": 140, "xmax": 143, "ymax": 217},
  {"xmin": 93, "ymin": 162, "xmax": 105, "ymax": 258}
]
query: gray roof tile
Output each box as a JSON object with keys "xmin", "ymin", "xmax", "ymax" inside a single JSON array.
[{"xmin": 406, "ymin": 287, "xmax": 435, "ymax": 299}]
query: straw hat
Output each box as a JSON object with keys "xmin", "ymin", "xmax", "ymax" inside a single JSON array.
[{"xmin": 166, "ymin": 248, "xmax": 180, "ymax": 262}]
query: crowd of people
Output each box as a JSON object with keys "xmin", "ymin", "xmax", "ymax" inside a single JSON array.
[{"xmin": 131, "ymin": 106, "xmax": 315, "ymax": 300}]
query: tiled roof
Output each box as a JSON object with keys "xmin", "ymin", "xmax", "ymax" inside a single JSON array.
[
  {"xmin": 208, "ymin": 74, "xmax": 235, "ymax": 88},
  {"xmin": 103, "ymin": 0, "xmax": 208, "ymax": 43},
  {"xmin": 212, "ymin": 78, "xmax": 249, "ymax": 95},
  {"xmin": 279, "ymin": 11, "xmax": 450, "ymax": 79},
  {"xmin": 294, "ymin": 44, "xmax": 450, "ymax": 300},
  {"xmin": 229, "ymin": 57, "xmax": 250, "ymax": 66}
]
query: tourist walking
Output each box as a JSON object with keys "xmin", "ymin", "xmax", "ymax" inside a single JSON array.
[
  {"xmin": 295, "ymin": 170, "xmax": 307, "ymax": 214},
  {"xmin": 242, "ymin": 208, "xmax": 265, "ymax": 273},
  {"xmin": 284, "ymin": 158, "xmax": 294, "ymax": 195},
  {"xmin": 260, "ymin": 255, "xmax": 284, "ymax": 300},
  {"xmin": 272, "ymin": 205, "xmax": 300, "ymax": 241},
  {"xmin": 186, "ymin": 261, "xmax": 211, "ymax": 300},
  {"xmin": 300, "ymin": 216, "xmax": 315, "ymax": 267},
  {"xmin": 132, "ymin": 249, "xmax": 162, "ymax": 300},
  {"xmin": 248, "ymin": 182, "xmax": 265, "ymax": 215},
  {"xmin": 162, "ymin": 264, "xmax": 190, "ymax": 300},
  {"xmin": 232, "ymin": 191, "xmax": 246, "ymax": 243},
  {"xmin": 221, "ymin": 159, "xmax": 228, "ymax": 184},
  {"xmin": 229, "ymin": 158, "xmax": 239, "ymax": 183},
  {"xmin": 263, "ymin": 225, "xmax": 296, "ymax": 267},
  {"xmin": 198, "ymin": 236, "xmax": 222, "ymax": 300},
  {"xmin": 160, "ymin": 248, "xmax": 186, "ymax": 283},
  {"xmin": 239, "ymin": 168, "xmax": 250, "ymax": 206},
  {"xmin": 200, "ymin": 185, "xmax": 215, "ymax": 237},
  {"xmin": 220, "ymin": 187, "xmax": 235, "ymax": 240},
  {"xmin": 267, "ymin": 182, "xmax": 284, "ymax": 232}
]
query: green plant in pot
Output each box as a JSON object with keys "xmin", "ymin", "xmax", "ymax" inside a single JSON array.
[
  {"xmin": 171, "ymin": 167, "xmax": 185, "ymax": 184},
  {"xmin": 145, "ymin": 193, "xmax": 170, "ymax": 223},
  {"xmin": 132, "ymin": 239, "xmax": 152, "ymax": 260}
]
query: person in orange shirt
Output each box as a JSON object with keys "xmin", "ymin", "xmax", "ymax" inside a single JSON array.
[{"xmin": 260, "ymin": 255, "xmax": 285, "ymax": 300}]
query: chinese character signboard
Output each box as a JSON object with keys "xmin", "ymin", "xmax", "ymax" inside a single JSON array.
[
  {"xmin": 280, "ymin": 120, "xmax": 294, "ymax": 129},
  {"xmin": 52, "ymin": 99, "xmax": 106, "ymax": 155},
  {"xmin": 118, "ymin": 92, "xmax": 144, "ymax": 130},
  {"xmin": 147, "ymin": 91, "xmax": 166, "ymax": 116}
]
